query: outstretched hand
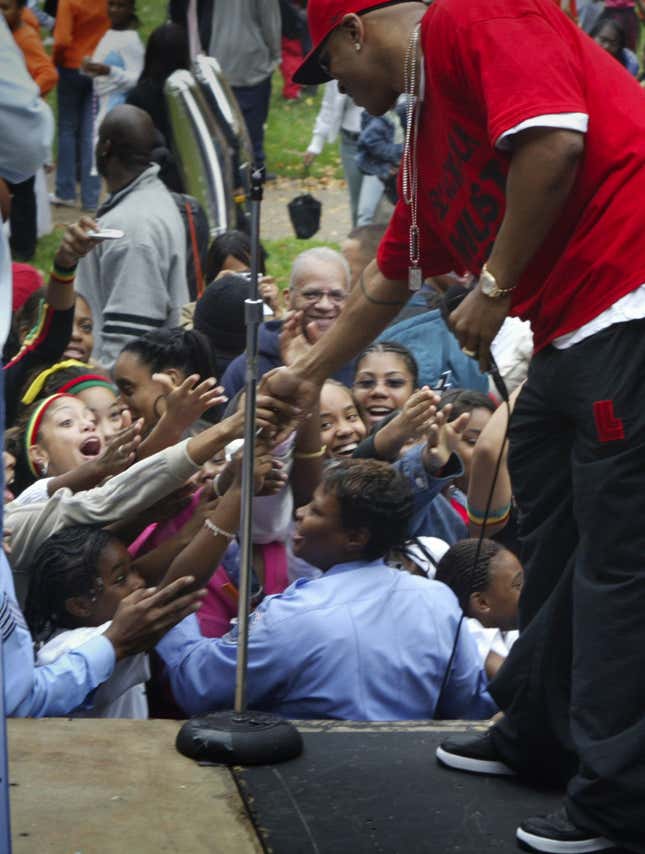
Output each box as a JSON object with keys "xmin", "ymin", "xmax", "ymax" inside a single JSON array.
[
  {"xmin": 152, "ymin": 373, "xmax": 228, "ymax": 428},
  {"xmin": 395, "ymin": 386, "xmax": 441, "ymax": 439},
  {"xmin": 259, "ymin": 365, "xmax": 320, "ymax": 441},
  {"xmin": 423, "ymin": 406, "xmax": 471, "ymax": 472},
  {"xmin": 104, "ymin": 576, "xmax": 206, "ymax": 660},
  {"xmin": 279, "ymin": 311, "xmax": 324, "ymax": 367},
  {"xmin": 96, "ymin": 418, "xmax": 144, "ymax": 477}
]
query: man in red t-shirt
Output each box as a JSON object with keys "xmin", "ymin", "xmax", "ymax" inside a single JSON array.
[{"xmin": 261, "ymin": 1, "xmax": 645, "ymax": 851}]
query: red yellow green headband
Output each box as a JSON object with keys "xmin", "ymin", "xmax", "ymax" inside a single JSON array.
[
  {"xmin": 57, "ymin": 374, "xmax": 116, "ymax": 396},
  {"xmin": 21, "ymin": 359, "xmax": 116, "ymax": 405},
  {"xmin": 25, "ymin": 393, "xmax": 76, "ymax": 477}
]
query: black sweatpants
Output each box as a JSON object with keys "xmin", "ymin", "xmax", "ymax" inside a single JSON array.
[{"xmin": 488, "ymin": 318, "xmax": 645, "ymax": 853}]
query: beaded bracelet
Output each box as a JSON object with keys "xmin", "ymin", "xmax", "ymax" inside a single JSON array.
[
  {"xmin": 51, "ymin": 261, "xmax": 78, "ymax": 283},
  {"xmin": 203, "ymin": 518, "xmax": 236, "ymax": 540},
  {"xmin": 294, "ymin": 445, "xmax": 326, "ymax": 460},
  {"xmin": 466, "ymin": 501, "xmax": 511, "ymax": 527}
]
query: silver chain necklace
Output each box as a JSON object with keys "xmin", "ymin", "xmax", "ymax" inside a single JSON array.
[{"xmin": 402, "ymin": 24, "xmax": 422, "ymax": 290}]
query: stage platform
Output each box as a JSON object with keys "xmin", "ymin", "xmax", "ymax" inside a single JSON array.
[{"xmin": 8, "ymin": 719, "xmax": 619, "ymax": 854}]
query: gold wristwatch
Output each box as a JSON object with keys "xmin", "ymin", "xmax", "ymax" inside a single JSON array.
[{"xmin": 479, "ymin": 263, "xmax": 515, "ymax": 299}]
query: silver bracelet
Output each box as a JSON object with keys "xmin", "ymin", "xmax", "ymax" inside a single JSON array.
[{"xmin": 203, "ymin": 518, "xmax": 236, "ymax": 540}]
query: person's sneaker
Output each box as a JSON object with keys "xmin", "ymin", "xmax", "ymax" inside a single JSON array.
[
  {"xmin": 49, "ymin": 193, "xmax": 75, "ymax": 207},
  {"xmin": 516, "ymin": 806, "xmax": 616, "ymax": 853},
  {"xmin": 436, "ymin": 731, "xmax": 515, "ymax": 776}
]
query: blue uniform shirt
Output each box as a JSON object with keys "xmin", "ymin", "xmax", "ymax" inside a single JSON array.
[
  {"xmin": 157, "ymin": 559, "xmax": 496, "ymax": 721},
  {"xmin": 1, "ymin": 552, "xmax": 115, "ymax": 717}
]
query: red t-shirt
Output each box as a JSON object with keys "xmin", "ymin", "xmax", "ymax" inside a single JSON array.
[{"xmin": 377, "ymin": 0, "xmax": 645, "ymax": 351}]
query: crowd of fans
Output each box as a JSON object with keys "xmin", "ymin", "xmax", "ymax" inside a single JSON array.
[{"xmin": 0, "ymin": 0, "xmax": 642, "ymax": 725}]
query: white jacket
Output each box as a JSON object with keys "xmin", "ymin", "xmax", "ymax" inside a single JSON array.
[{"xmin": 306, "ymin": 80, "xmax": 362, "ymax": 155}]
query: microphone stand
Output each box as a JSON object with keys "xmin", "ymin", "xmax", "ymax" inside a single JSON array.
[{"xmin": 176, "ymin": 169, "xmax": 302, "ymax": 766}]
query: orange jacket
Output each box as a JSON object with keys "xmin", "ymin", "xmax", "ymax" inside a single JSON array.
[
  {"xmin": 53, "ymin": 0, "xmax": 109, "ymax": 69},
  {"xmin": 13, "ymin": 23, "xmax": 59, "ymax": 96}
]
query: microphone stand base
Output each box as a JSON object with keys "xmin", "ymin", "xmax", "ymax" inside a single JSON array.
[{"xmin": 176, "ymin": 710, "xmax": 303, "ymax": 766}]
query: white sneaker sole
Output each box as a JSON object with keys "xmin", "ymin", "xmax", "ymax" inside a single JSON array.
[
  {"xmin": 435, "ymin": 744, "xmax": 516, "ymax": 776},
  {"xmin": 516, "ymin": 827, "xmax": 615, "ymax": 853},
  {"xmin": 49, "ymin": 196, "xmax": 76, "ymax": 207}
]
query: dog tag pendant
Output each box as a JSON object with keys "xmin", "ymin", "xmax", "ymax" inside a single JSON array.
[{"xmin": 409, "ymin": 265, "xmax": 422, "ymax": 291}]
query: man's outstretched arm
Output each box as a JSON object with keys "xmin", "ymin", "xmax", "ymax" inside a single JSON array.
[{"xmin": 263, "ymin": 260, "xmax": 409, "ymax": 411}]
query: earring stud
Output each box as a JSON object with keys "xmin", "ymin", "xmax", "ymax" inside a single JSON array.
[{"xmin": 354, "ymin": 42, "xmax": 361, "ymax": 52}]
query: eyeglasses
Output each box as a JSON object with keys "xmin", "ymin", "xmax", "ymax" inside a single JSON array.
[{"xmin": 300, "ymin": 289, "xmax": 347, "ymax": 304}]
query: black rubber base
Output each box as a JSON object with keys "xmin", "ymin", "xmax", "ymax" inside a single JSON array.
[{"xmin": 176, "ymin": 710, "xmax": 303, "ymax": 766}]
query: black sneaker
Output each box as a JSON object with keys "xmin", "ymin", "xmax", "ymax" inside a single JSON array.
[
  {"xmin": 436, "ymin": 731, "xmax": 515, "ymax": 776},
  {"xmin": 517, "ymin": 806, "xmax": 616, "ymax": 853}
]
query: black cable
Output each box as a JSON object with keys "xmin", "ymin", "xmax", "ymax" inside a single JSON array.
[{"xmin": 435, "ymin": 286, "xmax": 512, "ymax": 713}]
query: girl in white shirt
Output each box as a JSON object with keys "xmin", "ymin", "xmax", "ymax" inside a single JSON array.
[
  {"xmin": 435, "ymin": 538, "xmax": 523, "ymax": 680},
  {"xmin": 24, "ymin": 525, "xmax": 150, "ymax": 718}
]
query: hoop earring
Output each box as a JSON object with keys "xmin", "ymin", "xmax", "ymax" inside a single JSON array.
[{"xmin": 152, "ymin": 394, "xmax": 167, "ymax": 420}]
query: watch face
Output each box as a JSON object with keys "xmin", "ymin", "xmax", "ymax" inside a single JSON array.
[{"xmin": 480, "ymin": 269, "xmax": 497, "ymax": 295}]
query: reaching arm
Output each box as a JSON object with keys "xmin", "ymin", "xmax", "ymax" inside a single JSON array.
[
  {"xmin": 262, "ymin": 260, "xmax": 409, "ymax": 415},
  {"xmin": 161, "ymin": 447, "xmax": 272, "ymax": 592},
  {"xmin": 467, "ymin": 386, "xmax": 522, "ymax": 537}
]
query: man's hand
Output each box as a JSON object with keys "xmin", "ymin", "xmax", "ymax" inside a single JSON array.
[
  {"xmin": 448, "ymin": 285, "xmax": 511, "ymax": 372},
  {"xmin": 259, "ymin": 366, "xmax": 320, "ymax": 437},
  {"xmin": 54, "ymin": 215, "xmax": 102, "ymax": 268},
  {"xmin": 223, "ymin": 392, "xmax": 302, "ymax": 444},
  {"xmin": 104, "ymin": 576, "xmax": 205, "ymax": 660}
]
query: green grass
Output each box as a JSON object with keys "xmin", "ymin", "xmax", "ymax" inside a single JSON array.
[
  {"xmin": 135, "ymin": 0, "xmax": 168, "ymax": 40},
  {"xmin": 33, "ymin": 230, "xmax": 63, "ymax": 273},
  {"xmin": 264, "ymin": 238, "xmax": 340, "ymax": 289},
  {"xmin": 265, "ymin": 77, "xmax": 342, "ymax": 181}
]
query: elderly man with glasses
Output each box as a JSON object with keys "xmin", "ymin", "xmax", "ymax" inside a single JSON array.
[{"xmin": 220, "ymin": 246, "xmax": 356, "ymax": 400}]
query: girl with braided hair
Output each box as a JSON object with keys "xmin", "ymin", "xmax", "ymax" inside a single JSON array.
[
  {"xmin": 24, "ymin": 525, "xmax": 150, "ymax": 718},
  {"xmin": 436, "ymin": 538, "xmax": 523, "ymax": 680}
]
